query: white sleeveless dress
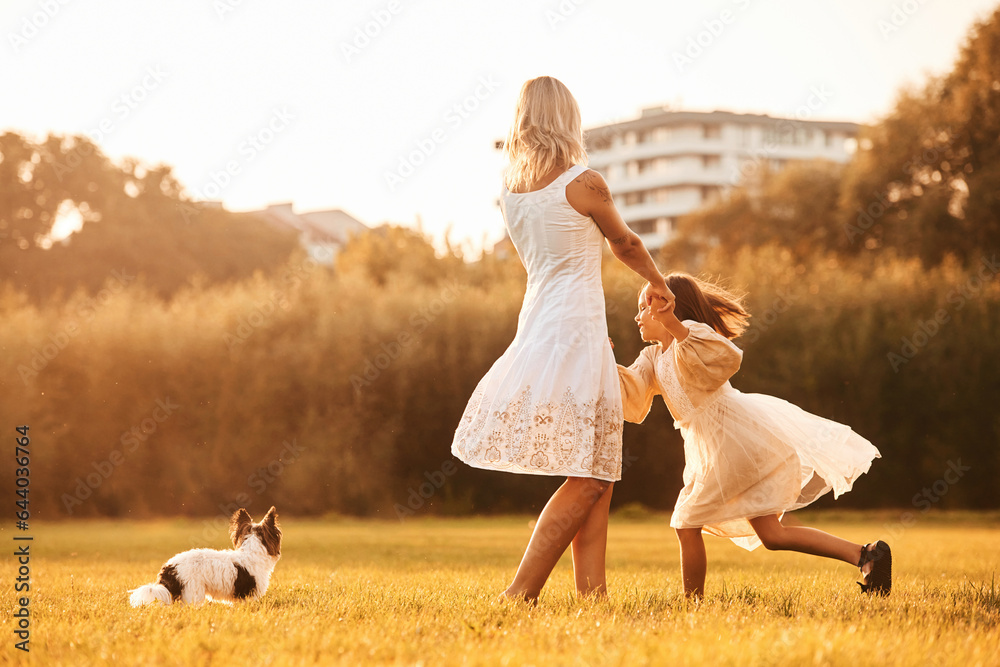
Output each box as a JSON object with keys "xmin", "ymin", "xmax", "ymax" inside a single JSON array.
[
  {"xmin": 451, "ymin": 165, "xmax": 623, "ymax": 481},
  {"xmin": 618, "ymin": 321, "xmax": 881, "ymax": 550}
]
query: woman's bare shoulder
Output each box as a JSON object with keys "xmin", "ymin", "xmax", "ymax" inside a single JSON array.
[{"xmin": 566, "ymin": 168, "xmax": 612, "ymax": 216}]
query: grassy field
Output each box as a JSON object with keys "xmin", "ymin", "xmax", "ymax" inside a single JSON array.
[{"xmin": 2, "ymin": 511, "xmax": 998, "ymax": 666}]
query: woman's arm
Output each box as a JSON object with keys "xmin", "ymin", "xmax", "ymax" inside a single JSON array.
[{"xmin": 566, "ymin": 169, "xmax": 674, "ymax": 305}]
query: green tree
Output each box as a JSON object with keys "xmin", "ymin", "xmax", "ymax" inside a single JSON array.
[
  {"xmin": 840, "ymin": 7, "xmax": 1000, "ymax": 265},
  {"xmin": 0, "ymin": 132, "xmax": 299, "ymax": 299}
]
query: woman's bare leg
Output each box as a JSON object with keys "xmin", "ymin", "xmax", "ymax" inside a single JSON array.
[
  {"xmin": 502, "ymin": 477, "xmax": 612, "ymax": 602},
  {"xmin": 570, "ymin": 482, "xmax": 614, "ymax": 597},
  {"xmin": 675, "ymin": 527, "xmax": 706, "ymax": 599},
  {"xmin": 748, "ymin": 514, "xmax": 863, "ymax": 566}
]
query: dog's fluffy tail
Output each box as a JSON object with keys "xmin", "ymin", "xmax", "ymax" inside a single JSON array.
[{"xmin": 129, "ymin": 583, "xmax": 173, "ymax": 607}]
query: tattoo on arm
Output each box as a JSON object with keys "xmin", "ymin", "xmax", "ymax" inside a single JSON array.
[
  {"xmin": 574, "ymin": 171, "xmax": 612, "ymax": 204},
  {"xmin": 609, "ymin": 234, "xmax": 630, "ymax": 246}
]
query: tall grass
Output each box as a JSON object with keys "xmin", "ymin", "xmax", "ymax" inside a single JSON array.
[{"xmin": 1, "ymin": 246, "xmax": 998, "ymax": 517}]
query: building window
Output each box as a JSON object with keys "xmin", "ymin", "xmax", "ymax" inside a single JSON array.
[
  {"xmin": 626, "ymin": 160, "xmax": 639, "ymax": 177},
  {"xmin": 702, "ymin": 155, "xmax": 721, "ymax": 169},
  {"xmin": 703, "ymin": 123, "xmax": 721, "ymax": 139},
  {"xmin": 624, "ymin": 191, "xmax": 644, "ymax": 206},
  {"xmin": 653, "ymin": 126, "xmax": 672, "ymax": 142},
  {"xmin": 655, "ymin": 217, "xmax": 674, "ymax": 236},
  {"xmin": 700, "ymin": 185, "xmax": 721, "ymax": 204},
  {"xmin": 631, "ymin": 219, "xmax": 656, "ymax": 234},
  {"xmin": 763, "ymin": 124, "xmax": 814, "ymax": 147},
  {"xmin": 652, "ymin": 187, "xmax": 671, "ymax": 203}
]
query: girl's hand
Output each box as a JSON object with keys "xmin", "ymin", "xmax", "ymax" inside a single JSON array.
[
  {"xmin": 644, "ymin": 281, "xmax": 676, "ymax": 313},
  {"xmin": 650, "ymin": 295, "xmax": 690, "ymax": 341},
  {"xmin": 649, "ymin": 296, "xmax": 677, "ymax": 324},
  {"xmin": 608, "ymin": 337, "xmax": 614, "ymax": 350}
]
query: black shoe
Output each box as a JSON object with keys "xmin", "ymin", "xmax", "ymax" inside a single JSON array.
[{"xmin": 857, "ymin": 540, "xmax": 892, "ymax": 597}]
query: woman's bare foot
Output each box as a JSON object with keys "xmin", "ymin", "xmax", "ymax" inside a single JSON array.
[{"xmin": 494, "ymin": 589, "xmax": 538, "ymax": 606}]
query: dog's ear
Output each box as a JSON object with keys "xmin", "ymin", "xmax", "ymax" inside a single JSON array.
[
  {"xmin": 263, "ymin": 506, "xmax": 278, "ymax": 527},
  {"xmin": 229, "ymin": 508, "xmax": 253, "ymax": 547},
  {"xmin": 259, "ymin": 506, "xmax": 281, "ymax": 557}
]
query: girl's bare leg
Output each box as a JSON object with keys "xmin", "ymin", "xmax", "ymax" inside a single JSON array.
[
  {"xmin": 748, "ymin": 514, "xmax": 863, "ymax": 566},
  {"xmin": 570, "ymin": 482, "xmax": 614, "ymax": 597},
  {"xmin": 502, "ymin": 477, "xmax": 612, "ymax": 602},
  {"xmin": 675, "ymin": 527, "xmax": 706, "ymax": 599}
]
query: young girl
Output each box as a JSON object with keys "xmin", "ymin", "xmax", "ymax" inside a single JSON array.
[
  {"xmin": 617, "ymin": 272, "xmax": 892, "ymax": 598},
  {"xmin": 451, "ymin": 76, "xmax": 673, "ymax": 602}
]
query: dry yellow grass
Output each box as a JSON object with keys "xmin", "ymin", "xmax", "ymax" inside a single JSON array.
[{"xmin": 1, "ymin": 511, "xmax": 998, "ymax": 666}]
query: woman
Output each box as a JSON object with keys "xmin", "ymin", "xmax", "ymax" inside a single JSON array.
[{"xmin": 451, "ymin": 76, "xmax": 673, "ymax": 601}]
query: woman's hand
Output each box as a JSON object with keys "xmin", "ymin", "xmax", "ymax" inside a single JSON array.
[
  {"xmin": 649, "ymin": 295, "xmax": 689, "ymax": 341},
  {"xmin": 649, "ymin": 296, "xmax": 676, "ymax": 324},
  {"xmin": 644, "ymin": 280, "xmax": 675, "ymax": 312}
]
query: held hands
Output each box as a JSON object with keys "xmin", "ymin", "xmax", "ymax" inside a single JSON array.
[
  {"xmin": 642, "ymin": 285, "xmax": 690, "ymax": 342},
  {"xmin": 648, "ymin": 294, "xmax": 679, "ymax": 326},
  {"xmin": 644, "ymin": 281, "xmax": 676, "ymax": 314}
]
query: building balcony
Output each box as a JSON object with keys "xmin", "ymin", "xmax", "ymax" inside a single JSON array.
[
  {"xmin": 605, "ymin": 167, "xmax": 732, "ymax": 194},
  {"xmin": 619, "ymin": 201, "xmax": 698, "ymax": 224}
]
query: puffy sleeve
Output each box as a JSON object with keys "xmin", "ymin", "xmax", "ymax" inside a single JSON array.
[
  {"xmin": 674, "ymin": 320, "xmax": 743, "ymax": 392},
  {"xmin": 617, "ymin": 345, "xmax": 661, "ymax": 423}
]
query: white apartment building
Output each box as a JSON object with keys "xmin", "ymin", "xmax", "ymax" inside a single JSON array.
[{"xmin": 585, "ymin": 107, "xmax": 861, "ymax": 250}]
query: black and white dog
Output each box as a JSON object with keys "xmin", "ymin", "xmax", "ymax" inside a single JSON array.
[{"xmin": 129, "ymin": 506, "xmax": 281, "ymax": 606}]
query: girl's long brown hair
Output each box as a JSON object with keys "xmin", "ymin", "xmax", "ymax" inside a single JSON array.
[{"xmin": 658, "ymin": 272, "xmax": 750, "ymax": 340}]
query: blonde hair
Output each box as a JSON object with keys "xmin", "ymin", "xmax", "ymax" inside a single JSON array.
[
  {"xmin": 504, "ymin": 76, "xmax": 588, "ymax": 192},
  {"xmin": 643, "ymin": 273, "xmax": 751, "ymax": 340}
]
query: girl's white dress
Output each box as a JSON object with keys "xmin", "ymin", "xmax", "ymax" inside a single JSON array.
[
  {"xmin": 451, "ymin": 165, "xmax": 623, "ymax": 481},
  {"xmin": 618, "ymin": 321, "xmax": 880, "ymax": 550}
]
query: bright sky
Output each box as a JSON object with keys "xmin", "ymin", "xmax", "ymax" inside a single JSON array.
[{"xmin": 2, "ymin": 0, "xmax": 996, "ymax": 253}]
